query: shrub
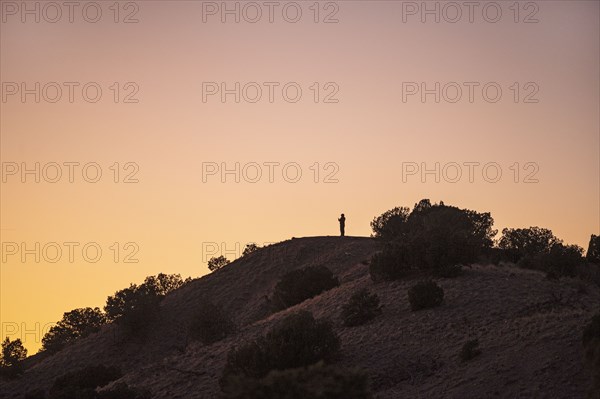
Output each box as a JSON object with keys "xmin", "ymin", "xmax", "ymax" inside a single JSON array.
[
  {"xmin": 370, "ymin": 206, "xmax": 410, "ymax": 241},
  {"xmin": 459, "ymin": 339, "xmax": 481, "ymax": 362},
  {"xmin": 369, "ymin": 243, "xmax": 420, "ymax": 282},
  {"xmin": 42, "ymin": 307, "xmax": 106, "ymax": 354},
  {"xmin": 583, "ymin": 314, "xmax": 600, "ymax": 397},
  {"xmin": 272, "ymin": 266, "xmax": 339, "ymax": 310},
  {"xmin": 587, "ymin": 235, "xmax": 600, "ymax": 265},
  {"xmin": 189, "ymin": 300, "xmax": 236, "ymax": 345},
  {"xmin": 498, "ymin": 227, "xmax": 561, "ymax": 263},
  {"xmin": 544, "ymin": 244, "xmax": 585, "ymax": 278},
  {"xmin": 208, "ymin": 256, "xmax": 230, "ymax": 271},
  {"xmin": 97, "ymin": 383, "xmax": 150, "ymax": 399},
  {"xmin": 243, "ymin": 243, "xmax": 260, "ymax": 257},
  {"xmin": 104, "ymin": 274, "xmax": 187, "ymax": 335},
  {"xmin": 221, "ymin": 311, "xmax": 340, "ymax": 388},
  {"xmin": 222, "ymin": 362, "xmax": 372, "ymax": 399},
  {"xmin": 408, "ymin": 281, "xmax": 444, "ymax": 311},
  {"xmin": 0, "ymin": 337, "xmax": 27, "ymax": 378},
  {"xmin": 517, "ymin": 243, "xmax": 585, "ymax": 278},
  {"xmin": 49, "ymin": 365, "xmax": 122, "ymax": 399},
  {"xmin": 341, "ymin": 289, "xmax": 382, "ymax": 327},
  {"xmin": 140, "ymin": 273, "xmax": 190, "ymax": 296},
  {"xmin": 369, "ymin": 200, "xmax": 495, "ymax": 281}
]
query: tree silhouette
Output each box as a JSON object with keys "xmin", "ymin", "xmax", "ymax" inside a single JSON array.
[
  {"xmin": 208, "ymin": 255, "xmax": 230, "ymax": 271},
  {"xmin": 242, "ymin": 243, "xmax": 260, "ymax": 257},
  {"xmin": 104, "ymin": 274, "xmax": 187, "ymax": 335},
  {"xmin": 498, "ymin": 227, "xmax": 561, "ymax": 262},
  {"xmin": 369, "ymin": 200, "xmax": 496, "ymax": 280},
  {"xmin": 42, "ymin": 307, "xmax": 106, "ymax": 353},
  {"xmin": 370, "ymin": 206, "xmax": 410, "ymax": 241},
  {"xmin": 0, "ymin": 337, "xmax": 27, "ymax": 378},
  {"xmin": 587, "ymin": 235, "xmax": 600, "ymax": 265}
]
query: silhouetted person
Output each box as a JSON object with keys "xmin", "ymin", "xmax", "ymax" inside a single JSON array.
[{"xmin": 338, "ymin": 213, "xmax": 346, "ymax": 237}]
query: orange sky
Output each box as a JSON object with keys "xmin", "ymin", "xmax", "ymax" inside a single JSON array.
[{"xmin": 1, "ymin": 0, "xmax": 599, "ymax": 354}]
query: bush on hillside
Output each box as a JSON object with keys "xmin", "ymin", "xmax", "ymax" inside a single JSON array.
[
  {"xmin": 189, "ymin": 300, "xmax": 236, "ymax": 345},
  {"xmin": 498, "ymin": 227, "xmax": 561, "ymax": 263},
  {"xmin": 42, "ymin": 307, "xmax": 106, "ymax": 354},
  {"xmin": 587, "ymin": 235, "xmax": 600, "ymax": 265},
  {"xmin": 222, "ymin": 362, "xmax": 372, "ymax": 399},
  {"xmin": 272, "ymin": 265, "xmax": 339, "ymax": 310},
  {"xmin": 104, "ymin": 274, "xmax": 187, "ymax": 335},
  {"xmin": 369, "ymin": 242, "xmax": 420, "ymax": 282},
  {"xmin": 208, "ymin": 256, "xmax": 230, "ymax": 271},
  {"xmin": 370, "ymin": 206, "xmax": 410, "ymax": 241},
  {"xmin": 517, "ymin": 243, "xmax": 585, "ymax": 278},
  {"xmin": 369, "ymin": 200, "xmax": 495, "ymax": 281},
  {"xmin": 0, "ymin": 337, "xmax": 27, "ymax": 379},
  {"xmin": 341, "ymin": 289, "xmax": 382, "ymax": 327},
  {"xmin": 544, "ymin": 244, "xmax": 585, "ymax": 278},
  {"xmin": 408, "ymin": 281, "xmax": 444, "ymax": 311},
  {"xmin": 242, "ymin": 243, "xmax": 260, "ymax": 257},
  {"xmin": 220, "ymin": 311, "xmax": 340, "ymax": 389}
]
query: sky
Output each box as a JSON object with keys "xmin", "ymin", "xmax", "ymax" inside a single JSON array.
[{"xmin": 1, "ymin": 0, "xmax": 598, "ymax": 354}]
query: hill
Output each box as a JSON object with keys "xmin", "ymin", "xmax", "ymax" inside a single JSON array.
[{"xmin": 1, "ymin": 236, "xmax": 598, "ymax": 398}]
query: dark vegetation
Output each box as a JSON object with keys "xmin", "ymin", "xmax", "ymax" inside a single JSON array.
[
  {"xmin": 208, "ymin": 255, "xmax": 230, "ymax": 272},
  {"xmin": 42, "ymin": 308, "xmax": 106, "ymax": 353},
  {"xmin": 36, "ymin": 274, "xmax": 189, "ymax": 358},
  {"xmin": 587, "ymin": 235, "xmax": 600, "ymax": 265},
  {"xmin": 407, "ymin": 280, "xmax": 444, "ymax": 311},
  {"xmin": 242, "ymin": 243, "xmax": 260, "ymax": 257},
  {"xmin": 104, "ymin": 274, "xmax": 188, "ymax": 336},
  {"xmin": 370, "ymin": 199, "xmax": 593, "ymax": 282},
  {"xmin": 499, "ymin": 227, "xmax": 586, "ymax": 278},
  {"xmin": 271, "ymin": 265, "xmax": 339, "ymax": 310},
  {"xmin": 7, "ymin": 199, "xmax": 599, "ymax": 397},
  {"xmin": 0, "ymin": 337, "xmax": 27, "ymax": 379},
  {"xmin": 369, "ymin": 199, "xmax": 496, "ymax": 281},
  {"xmin": 341, "ymin": 289, "xmax": 382, "ymax": 327},
  {"xmin": 220, "ymin": 311, "xmax": 341, "ymax": 392}
]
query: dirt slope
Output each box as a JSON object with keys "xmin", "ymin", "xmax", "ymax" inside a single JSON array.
[{"xmin": 1, "ymin": 236, "xmax": 598, "ymax": 398}]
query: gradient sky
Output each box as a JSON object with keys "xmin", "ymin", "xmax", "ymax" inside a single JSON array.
[{"xmin": 1, "ymin": 0, "xmax": 598, "ymax": 354}]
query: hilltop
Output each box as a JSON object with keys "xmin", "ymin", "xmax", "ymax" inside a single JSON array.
[{"xmin": 1, "ymin": 236, "xmax": 599, "ymax": 398}]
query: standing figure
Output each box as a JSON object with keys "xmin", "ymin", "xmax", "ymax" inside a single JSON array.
[{"xmin": 338, "ymin": 213, "xmax": 346, "ymax": 237}]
